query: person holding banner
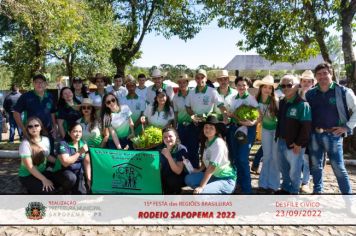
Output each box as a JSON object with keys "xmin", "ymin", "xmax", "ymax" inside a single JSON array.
[
  {"xmin": 101, "ymin": 93, "xmax": 135, "ymax": 149},
  {"xmin": 185, "ymin": 115, "xmax": 236, "ymax": 194},
  {"xmin": 18, "ymin": 117, "xmax": 57, "ymax": 194},
  {"xmin": 141, "ymin": 88, "xmax": 175, "ymax": 129},
  {"xmin": 57, "ymin": 87, "xmax": 82, "ymax": 139},
  {"xmin": 55, "ymin": 122, "xmax": 91, "ymax": 194},
  {"xmin": 77, "ymin": 98, "xmax": 103, "ymax": 148},
  {"xmin": 160, "ymin": 127, "xmax": 188, "ymax": 194}
]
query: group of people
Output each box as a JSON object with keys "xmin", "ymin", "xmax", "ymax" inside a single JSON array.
[{"xmin": 11, "ymin": 62, "xmax": 356, "ymax": 195}]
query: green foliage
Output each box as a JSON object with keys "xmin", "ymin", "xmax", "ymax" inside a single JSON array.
[
  {"xmin": 132, "ymin": 126, "xmax": 163, "ymax": 149},
  {"xmin": 235, "ymin": 105, "xmax": 259, "ymax": 121},
  {"xmin": 204, "ymin": 0, "xmax": 333, "ymax": 63},
  {"xmin": 110, "ymin": 0, "xmax": 211, "ymax": 76}
]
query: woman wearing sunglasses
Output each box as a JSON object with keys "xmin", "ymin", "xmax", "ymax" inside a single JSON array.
[
  {"xmin": 55, "ymin": 122, "xmax": 91, "ymax": 194},
  {"xmin": 18, "ymin": 117, "xmax": 57, "ymax": 194},
  {"xmin": 101, "ymin": 93, "xmax": 135, "ymax": 149},
  {"xmin": 57, "ymin": 87, "xmax": 82, "ymax": 139},
  {"xmin": 77, "ymin": 98, "xmax": 103, "ymax": 148}
]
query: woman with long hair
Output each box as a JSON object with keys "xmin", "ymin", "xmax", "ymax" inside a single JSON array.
[
  {"xmin": 70, "ymin": 77, "xmax": 88, "ymax": 104},
  {"xmin": 253, "ymin": 75, "xmax": 280, "ymax": 193},
  {"xmin": 101, "ymin": 93, "xmax": 135, "ymax": 149},
  {"xmin": 141, "ymin": 88, "xmax": 174, "ymax": 129},
  {"xmin": 160, "ymin": 127, "xmax": 189, "ymax": 194},
  {"xmin": 56, "ymin": 122, "xmax": 91, "ymax": 194},
  {"xmin": 184, "ymin": 115, "xmax": 236, "ymax": 194},
  {"xmin": 18, "ymin": 117, "xmax": 56, "ymax": 194},
  {"xmin": 77, "ymin": 98, "xmax": 103, "ymax": 148},
  {"xmin": 57, "ymin": 87, "xmax": 82, "ymax": 139}
]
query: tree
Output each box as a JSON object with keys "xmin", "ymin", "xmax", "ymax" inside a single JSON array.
[
  {"xmin": 204, "ymin": 0, "xmax": 333, "ymax": 64},
  {"xmin": 110, "ymin": 0, "xmax": 210, "ymax": 77}
]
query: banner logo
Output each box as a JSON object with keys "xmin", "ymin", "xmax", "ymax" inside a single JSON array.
[
  {"xmin": 112, "ymin": 163, "xmax": 142, "ymax": 190},
  {"xmin": 25, "ymin": 202, "xmax": 46, "ymax": 220}
]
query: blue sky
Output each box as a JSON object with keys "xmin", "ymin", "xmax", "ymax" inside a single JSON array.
[{"xmin": 134, "ymin": 22, "xmax": 256, "ymax": 69}]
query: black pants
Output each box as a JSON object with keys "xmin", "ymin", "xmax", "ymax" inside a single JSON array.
[
  {"xmin": 54, "ymin": 169, "xmax": 87, "ymax": 194},
  {"xmin": 19, "ymin": 171, "xmax": 56, "ymax": 194},
  {"xmin": 161, "ymin": 171, "xmax": 186, "ymax": 194}
]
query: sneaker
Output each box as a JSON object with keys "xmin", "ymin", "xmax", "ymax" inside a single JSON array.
[{"xmin": 300, "ymin": 184, "xmax": 310, "ymax": 194}]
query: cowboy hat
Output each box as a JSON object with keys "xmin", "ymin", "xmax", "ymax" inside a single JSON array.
[
  {"xmin": 125, "ymin": 74, "xmax": 137, "ymax": 85},
  {"xmin": 151, "ymin": 69, "xmax": 163, "ymax": 79},
  {"xmin": 298, "ymin": 70, "xmax": 316, "ymax": 83},
  {"xmin": 215, "ymin": 70, "xmax": 236, "ymax": 81},
  {"xmin": 89, "ymin": 73, "xmax": 111, "ymax": 85},
  {"xmin": 253, "ymin": 75, "xmax": 278, "ymax": 88},
  {"xmin": 201, "ymin": 115, "xmax": 226, "ymax": 136},
  {"xmin": 77, "ymin": 98, "xmax": 100, "ymax": 108}
]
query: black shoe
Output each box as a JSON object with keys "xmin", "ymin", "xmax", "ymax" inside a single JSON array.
[{"xmin": 274, "ymin": 189, "xmax": 290, "ymax": 195}]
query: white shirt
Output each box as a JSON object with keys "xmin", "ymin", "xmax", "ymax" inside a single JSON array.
[
  {"xmin": 120, "ymin": 95, "xmax": 146, "ymax": 123},
  {"xmin": 229, "ymin": 92, "xmax": 259, "ymax": 113},
  {"xmin": 213, "ymin": 87, "xmax": 238, "ymax": 117},
  {"xmin": 135, "ymin": 86, "xmax": 148, "ymax": 100},
  {"xmin": 146, "ymin": 84, "xmax": 174, "ymax": 105},
  {"xmin": 106, "ymin": 86, "xmax": 128, "ymax": 102},
  {"xmin": 185, "ymin": 85, "xmax": 224, "ymax": 115},
  {"xmin": 89, "ymin": 91, "xmax": 106, "ymax": 107},
  {"xmin": 143, "ymin": 105, "xmax": 174, "ymax": 128},
  {"xmin": 104, "ymin": 105, "xmax": 132, "ymax": 138}
]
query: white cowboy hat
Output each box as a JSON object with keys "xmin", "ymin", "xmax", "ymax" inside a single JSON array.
[
  {"xmin": 77, "ymin": 98, "xmax": 100, "ymax": 108},
  {"xmin": 215, "ymin": 70, "xmax": 236, "ymax": 81},
  {"xmin": 299, "ymin": 70, "xmax": 316, "ymax": 83},
  {"xmin": 151, "ymin": 69, "xmax": 163, "ymax": 79},
  {"xmin": 253, "ymin": 75, "xmax": 278, "ymax": 88}
]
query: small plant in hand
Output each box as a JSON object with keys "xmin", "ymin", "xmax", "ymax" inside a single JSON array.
[
  {"xmin": 131, "ymin": 126, "xmax": 163, "ymax": 149},
  {"xmin": 235, "ymin": 105, "xmax": 259, "ymax": 121}
]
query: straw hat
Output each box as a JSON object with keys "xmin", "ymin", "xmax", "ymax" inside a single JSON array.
[
  {"xmin": 89, "ymin": 73, "xmax": 111, "ymax": 85},
  {"xmin": 215, "ymin": 70, "xmax": 236, "ymax": 82},
  {"xmin": 299, "ymin": 70, "xmax": 316, "ymax": 83},
  {"xmin": 125, "ymin": 74, "xmax": 137, "ymax": 85},
  {"xmin": 253, "ymin": 75, "xmax": 278, "ymax": 88},
  {"xmin": 151, "ymin": 69, "xmax": 163, "ymax": 79},
  {"xmin": 77, "ymin": 98, "xmax": 100, "ymax": 108}
]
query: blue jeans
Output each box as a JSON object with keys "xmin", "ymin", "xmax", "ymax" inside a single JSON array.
[
  {"xmin": 185, "ymin": 172, "xmax": 236, "ymax": 194},
  {"xmin": 301, "ymin": 153, "xmax": 310, "ymax": 185},
  {"xmin": 227, "ymin": 124, "xmax": 256, "ymax": 193},
  {"xmin": 309, "ymin": 132, "xmax": 352, "ymax": 194},
  {"xmin": 8, "ymin": 112, "xmax": 22, "ymax": 142},
  {"xmin": 0, "ymin": 113, "xmax": 2, "ymax": 142},
  {"xmin": 258, "ymin": 128, "xmax": 280, "ymax": 190},
  {"xmin": 278, "ymin": 139, "xmax": 305, "ymax": 194},
  {"xmin": 252, "ymin": 146, "xmax": 263, "ymax": 170}
]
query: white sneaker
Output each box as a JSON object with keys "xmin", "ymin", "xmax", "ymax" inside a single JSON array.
[{"xmin": 300, "ymin": 184, "xmax": 310, "ymax": 193}]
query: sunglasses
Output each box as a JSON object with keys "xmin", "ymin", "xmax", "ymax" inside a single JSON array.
[
  {"xmin": 82, "ymin": 106, "xmax": 92, "ymax": 110},
  {"xmin": 105, "ymin": 98, "xmax": 116, "ymax": 105},
  {"xmin": 28, "ymin": 124, "xmax": 40, "ymax": 129},
  {"xmin": 280, "ymin": 84, "xmax": 293, "ymax": 89}
]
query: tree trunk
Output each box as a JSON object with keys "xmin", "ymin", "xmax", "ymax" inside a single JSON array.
[
  {"xmin": 116, "ymin": 63, "xmax": 126, "ymax": 78},
  {"xmin": 340, "ymin": 1, "xmax": 356, "ymax": 155}
]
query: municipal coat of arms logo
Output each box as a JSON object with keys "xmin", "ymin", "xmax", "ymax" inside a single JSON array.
[{"xmin": 25, "ymin": 202, "xmax": 46, "ymax": 220}]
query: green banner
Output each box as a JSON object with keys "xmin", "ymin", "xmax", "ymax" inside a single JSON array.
[{"xmin": 89, "ymin": 148, "xmax": 162, "ymax": 194}]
